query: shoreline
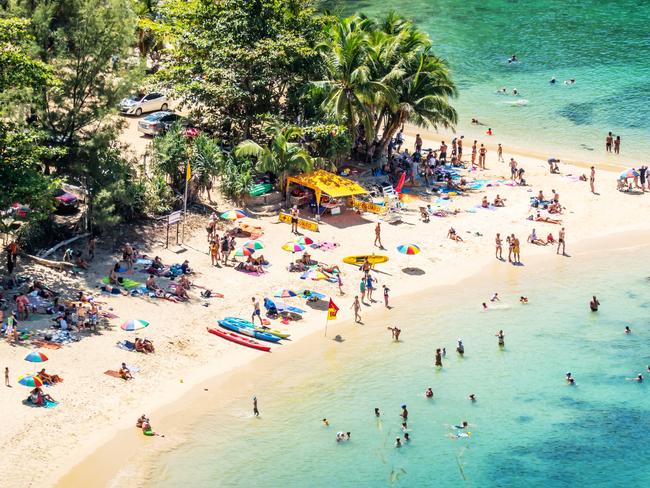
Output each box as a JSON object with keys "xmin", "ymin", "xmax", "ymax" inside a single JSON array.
[{"xmin": 55, "ymin": 226, "xmax": 650, "ymax": 488}]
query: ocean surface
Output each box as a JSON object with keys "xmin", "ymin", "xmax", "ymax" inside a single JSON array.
[
  {"xmin": 323, "ymin": 0, "xmax": 650, "ymax": 164},
  {"xmin": 143, "ymin": 247, "xmax": 650, "ymax": 487}
]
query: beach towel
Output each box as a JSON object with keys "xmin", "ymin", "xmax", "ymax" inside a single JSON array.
[
  {"xmin": 235, "ymin": 267, "xmax": 263, "ymax": 277},
  {"xmin": 102, "ymin": 276, "xmax": 143, "ymax": 290},
  {"xmin": 117, "ymin": 340, "xmax": 136, "ymax": 352},
  {"xmin": 44, "ymin": 400, "xmax": 58, "ymax": 408},
  {"xmin": 104, "ymin": 370, "xmax": 122, "ymax": 379},
  {"xmin": 30, "ymin": 339, "xmax": 62, "ymax": 350}
]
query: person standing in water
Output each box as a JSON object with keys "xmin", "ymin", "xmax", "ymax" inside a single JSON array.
[
  {"xmin": 435, "ymin": 348, "xmax": 443, "ymax": 367},
  {"xmin": 497, "ymin": 143, "xmax": 504, "ymax": 163},
  {"xmin": 478, "ymin": 144, "xmax": 487, "ymax": 169},
  {"xmin": 456, "ymin": 340, "xmax": 465, "ymax": 355},
  {"xmin": 253, "ymin": 396, "xmax": 259, "ymax": 417},
  {"xmin": 400, "ymin": 405, "xmax": 408, "ymax": 420},
  {"xmin": 605, "ymin": 132, "xmax": 613, "ymax": 152},
  {"xmin": 557, "ymin": 227, "xmax": 566, "ymax": 255},
  {"xmin": 590, "ymin": 296, "xmax": 600, "ymax": 311},
  {"xmin": 375, "ymin": 407, "xmax": 381, "ymax": 417},
  {"xmin": 496, "ymin": 330, "xmax": 505, "ymax": 346},
  {"xmin": 614, "ymin": 136, "xmax": 621, "ymax": 154}
]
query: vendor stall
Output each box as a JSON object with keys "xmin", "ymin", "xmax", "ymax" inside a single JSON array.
[{"xmin": 285, "ymin": 170, "xmax": 368, "ymax": 218}]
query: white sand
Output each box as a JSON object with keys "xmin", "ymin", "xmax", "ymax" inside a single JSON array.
[{"xmin": 1, "ymin": 124, "xmax": 649, "ymax": 488}]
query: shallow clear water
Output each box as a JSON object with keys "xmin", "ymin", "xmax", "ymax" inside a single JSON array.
[
  {"xmin": 146, "ymin": 249, "xmax": 650, "ymax": 487},
  {"xmin": 322, "ymin": 0, "xmax": 650, "ymax": 163}
]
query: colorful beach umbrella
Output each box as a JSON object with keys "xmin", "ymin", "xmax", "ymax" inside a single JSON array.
[
  {"xmin": 274, "ymin": 289, "xmax": 297, "ymax": 298},
  {"xmin": 243, "ymin": 240, "xmax": 264, "ymax": 250},
  {"xmin": 220, "ymin": 209, "xmax": 247, "ymax": 220},
  {"xmin": 396, "ymin": 244, "xmax": 421, "ymax": 255},
  {"xmin": 282, "ymin": 242, "xmax": 305, "ymax": 253},
  {"xmin": 121, "ymin": 319, "xmax": 149, "ymax": 331},
  {"xmin": 294, "ymin": 236, "xmax": 314, "ymax": 246},
  {"xmin": 620, "ymin": 169, "xmax": 639, "ymax": 179},
  {"xmin": 24, "ymin": 351, "xmax": 48, "ymax": 363},
  {"xmin": 234, "ymin": 246, "xmax": 255, "ymax": 257},
  {"xmin": 18, "ymin": 375, "xmax": 44, "ymax": 387},
  {"xmin": 300, "ymin": 269, "xmax": 328, "ymax": 281}
]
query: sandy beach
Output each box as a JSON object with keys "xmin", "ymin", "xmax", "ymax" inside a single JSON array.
[{"xmin": 2, "ymin": 122, "xmax": 650, "ymax": 487}]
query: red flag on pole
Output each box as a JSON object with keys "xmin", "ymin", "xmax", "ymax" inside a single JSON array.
[{"xmin": 327, "ymin": 299, "xmax": 339, "ymax": 320}]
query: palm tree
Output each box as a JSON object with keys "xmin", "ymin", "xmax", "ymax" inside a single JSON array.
[
  {"xmin": 377, "ymin": 50, "xmax": 457, "ymax": 155},
  {"xmin": 314, "ymin": 15, "xmax": 390, "ymax": 143},
  {"xmin": 190, "ymin": 133, "xmax": 221, "ymax": 202},
  {"xmin": 234, "ymin": 126, "xmax": 314, "ymax": 191}
]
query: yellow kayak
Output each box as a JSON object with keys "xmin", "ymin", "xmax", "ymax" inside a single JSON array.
[{"xmin": 343, "ymin": 255, "xmax": 389, "ymax": 266}]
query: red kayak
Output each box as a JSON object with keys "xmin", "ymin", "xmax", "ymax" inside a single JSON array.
[{"xmin": 207, "ymin": 327, "xmax": 271, "ymax": 352}]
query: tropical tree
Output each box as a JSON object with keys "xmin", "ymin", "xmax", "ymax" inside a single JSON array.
[
  {"xmin": 235, "ymin": 126, "xmax": 314, "ymax": 190},
  {"xmin": 189, "ymin": 133, "xmax": 222, "ymax": 202}
]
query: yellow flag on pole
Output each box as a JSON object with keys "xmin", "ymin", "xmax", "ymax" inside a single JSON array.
[{"xmin": 186, "ymin": 162, "xmax": 191, "ymax": 181}]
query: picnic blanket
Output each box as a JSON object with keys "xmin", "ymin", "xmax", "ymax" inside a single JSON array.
[
  {"xmin": 104, "ymin": 370, "xmax": 122, "ymax": 379},
  {"xmin": 116, "ymin": 340, "xmax": 136, "ymax": 352},
  {"xmin": 31, "ymin": 339, "xmax": 62, "ymax": 350}
]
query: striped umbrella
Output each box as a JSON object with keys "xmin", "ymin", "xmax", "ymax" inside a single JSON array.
[
  {"xmin": 300, "ymin": 269, "xmax": 328, "ymax": 281},
  {"xmin": 619, "ymin": 169, "xmax": 639, "ymax": 179},
  {"xmin": 282, "ymin": 242, "xmax": 305, "ymax": 253},
  {"xmin": 24, "ymin": 351, "xmax": 48, "ymax": 363},
  {"xmin": 274, "ymin": 289, "xmax": 297, "ymax": 298},
  {"xmin": 121, "ymin": 319, "xmax": 149, "ymax": 331},
  {"xmin": 294, "ymin": 236, "xmax": 314, "ymax": 246},
  {"xmin": 243, "ymin": 240, "xmax": 264, "ymax": 250},
  {"xmin": 235, "ymin": 247, "xmax": 255, "ymax": 257},
  {"xmin": 396, "ymin": 244, "xmax": 421, "ymax": 255},
  {"xmin": 220, "ymin": 209, "xmax": 247, "ymax": 220},
  {"xmin": 18, "ymin": 375, "xmax": 44, "ymax": 387}
]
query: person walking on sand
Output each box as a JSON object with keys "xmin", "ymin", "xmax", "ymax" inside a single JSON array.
[
  {"xmin": 495, "ymin": 233, "xmax": 503, "ymax": 260},
  {"xmin": 87, "ymin": 236, "xmax": 96, "ymax": 261},
  {"xmin": 471, "ymin": 140, "xmax": 477, "ymax": 166},
  {"xmin": 5, "ymin": 366, "xmax": 9, "ymax": 387},
  {"xmin": 614, "ymin": 135, "xmax": 621, "ymax": 154},
  {"xmin": 383, "ymin": 285, "xmax": 390, "ymax": 308},
  {"xmin": 290, "ymin": 205, "xmax": 299, "ymax": 234},
  {"xmin": 557, "ymin": 227, "xmax": 566, "ymax": 255},
  {"xmin": 359, "ymin": 277, "xmax": 366, "ymax": 303},
  {"xmin": 590, "ymin": 166, "xmax": 596, "ymax": 193},
  {"xmin": 209, "ymin": 239, "xmax": 220, "ymax": 266},
  {"xmin": 374, "ymin": 222, "xmax": 383, "ymax": 248},
  {"xmin": 457, "ymin": 136, "xmax": 464, "ymax": 161},
  {"xmin": 509, "ymin": 158, "xmax": 517, "ymax": 180},
  {"xmin": 253, "ymin": 396, "xmax": 259, "ymax": 417},
  {"xmin": 351, "ymin": 296, "xmax": 362, "ymax": 323},
  {"xmin": 251, "ymin": 297, "xmax": 263, "ymax": 325},
  {"xmin": 337, "ymin": 274, "xmax": 344, "ymax": 295},
  {"xmin": 415, "ymin": 134, "xmax": 423, "ymax": 153},
  {"xmin": 497, "ymin": 143, "xmax": 504, "ymax": 163},
  {"xmin": 478, "ymin": 144, "xmax": 487, "ymax": 169}
]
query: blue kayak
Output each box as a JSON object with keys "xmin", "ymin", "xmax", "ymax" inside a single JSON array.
[
  {"xmin": 221, "ymin": 317, "xmax": 290, "ymax": 339},
  {"xmin": 217, "ymin": 320, "xmax": 281, "ymax": 343}
]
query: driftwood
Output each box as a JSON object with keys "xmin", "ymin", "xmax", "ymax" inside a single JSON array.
[
  {"xmin": 22, "ymin": 253, "xmax": 75, "ymax": 271},
  {"xmin": 38, "ymin": 233, "xmax": 90, "ymax": 258}
]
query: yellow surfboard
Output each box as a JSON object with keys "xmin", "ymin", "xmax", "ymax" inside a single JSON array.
[{"xmin": 343, "ymin": 255, "xmax": 389, "ymax": 266}]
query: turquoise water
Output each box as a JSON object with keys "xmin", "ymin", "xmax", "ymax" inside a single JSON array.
[
  {"xmin": 323, "ymin": 0, "xmax": 650, "ymax": 163},
  {"xmin": 146, "ymin": 249, "xmax": 650, "ymax": 487}
]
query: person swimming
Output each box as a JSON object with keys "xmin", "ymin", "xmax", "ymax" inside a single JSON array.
[
  {"xmin": 482, "ymin": 302, "xmax": 488, "ymax": 310},
  {"xmin": 507, "ymin": 54, "xmax": 518, "ymax": 63},
  {"xmin": 425, "ymin": 387, "xmax": 433, "ymax": 398},
  {"xmin": 497, "ymin": 87, "xmax": 507, "ymax": 94},
  {"xmin": 566, "ymin": 372, "xmax": 575, "ymax": 385},
  {"xmin": 401, "ymin": 421, "xmax": 408, "ymax": 431},
  {"xmin": 395, "ymin": 437, "xmax": 402, "ymax": 448},
  {"xmin": 625, "ymin": 374, "xmax": 643, "ymax": 382},
  {"xmin": 564, "ymin": 79, "xmax": 576, "ymax": 85},
  {"xmin": 322, "ymin": 418, "xmax": 329, "ymax": 426},
  {"xmin": 404, "ymin": 432, "xmax": 410, "ymax": 442},
  {"xmin": 456, "ymin": 339, "xmax": 465, "ymax": 355},
  {"xmin": 520, "ymin": 296, "xmax": 528, "ymax": 303},
  {"xmin": 625, "ymin": 326, "xmax": 631, "ymax": 334},
  {"xmin": 469, "ymin": 394, "xmax": 476, "ymax": 402},
  {"xmin": 491, "ymin": 293, "xmax": 500, "ymax": 302},
  {"xmin": 455, "ymin": 421, "xmax": 469, "ymax": 429},
  {"xmin": 550, "ymin": 76, "xmax": 556, "ymax": 84},
  {"xmin": 512, "ymin": 88, "xmax": 518, "ymax": 96},
  {"xmin": 374, "ymin": 407, "xmax": 381, "ymax": 417}
]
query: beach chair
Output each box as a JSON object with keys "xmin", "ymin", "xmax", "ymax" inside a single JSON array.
[
  {"xmin": 419, "ymin": 206, "xmax": 430, "ymax": 222},
  {"xmin": 382, "ymin": 185, "xmax": 398, "ymax": 199}
]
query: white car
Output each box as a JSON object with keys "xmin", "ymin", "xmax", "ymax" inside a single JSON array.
[{"xmin": 120, "ymin": 92, "xmax": 168, "ymax": 116}]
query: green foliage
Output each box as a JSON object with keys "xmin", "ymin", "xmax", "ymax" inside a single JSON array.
[
  {"xmin": 218, "ymin": 153, "xmax": 253, "ymax": 204},
  {"xmin": 235, "ymin": 125, "xmax": 314, "ymax": 190},
  {"xmin": 302, "ymin": 124, "xmax": 350, "ymax": 163},
  {"xmin": 156, "ymin": 0, "xmax": 327, "ymax": 139},
  {"xmin": 316, "ymin": 12, "xmax": 457, "ymax": 157},
  {"xmin": 190, "ymin": 133, "xmax": 222, "ymax": 194},
  {"xmin": 151, "ymin": 124, "xmax": 191, "ymax": 191}
]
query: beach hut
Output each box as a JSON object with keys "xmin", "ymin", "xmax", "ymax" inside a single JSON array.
[{"xmin": 285, "ymin": 170, "xmax": 368, "ymax": 217}]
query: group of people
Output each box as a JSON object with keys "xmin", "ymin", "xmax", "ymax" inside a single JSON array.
[{"xmin": 494, "ymin": 233, "xmax": 522, "ymax": 264}]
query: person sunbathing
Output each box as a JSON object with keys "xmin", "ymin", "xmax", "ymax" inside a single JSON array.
[
  {"xmin": 29, "ymin": 387, "xmax": 55, "ymax": 406},
  {"xmin": 75, "ymin": 253, "xmax": 89, "ymax": 270},
  {"xmin": 143, "ymin": 339, "xmax": 155, "ymax": 353},
  {"xmin": 119, "ymin": 362, "xmax": 133, "ymax": 380},
  {"xmin": 481, "ymin": 196, "xmax": 489, "ymax": 208},
  {"xmin": 136, "ymin": 414, "xmax": 148, "ymax": 428},
  {"xmin": 151, "ymin": 256, "xmax": 164, "ymax": 270},
  {"xmin": 447, "ymin": 227, "xmax": 464, "ymax": 242},
  {"xmin": 320, "ymin": 264, "xmax": 341, "ymax": 274},
  {"xmin": 109, "ymin": 263, "xmax": 119, "ymax": 285},
  {"xmin": 173, "ymin": 284, "xmax": 189, "ymax": 300},
  {"xmin": 547, "ymin": 202, "xmax": 562, "ymax": 214},
  {"xmin": 177, "ymin": 275, "xmax": 192, "ymax": 290},
  {"xmin": 135, "ymin": 338, "xmax": 146, "ymax": 353},
  {"xmin": 537, "ymin": 190, "xmax": 545, "ymax": 201},
  {"xmin": 237, "ymin": 261, "xmax": 263, "ymax": 273},
  {"xmin": 533, "ymin": 211, "xmax": 562, "ymax": 224},
  {"xmin": 527, "ymin": 229, "xmax": 547, "ymax": 246},
  {"xmin": 547, "ymin": 233, "xmax": 555, "ymax": 244},
  {"xmin": 145, "ymin": 274, "xmax": 160, "ymax": 291},
  {"xmin": 493, "ymin": 195, "xmax": 506, "ymax": 207},
  {"xmin": 33, "ymin": 281, "xmax": 56, "ymax": 298},
  {"xmin": 37, "ymin": 369, "xmax": 61, "ymax": 385},
  {"xmin": 288, "ymin": 261, "xmax": 307, "ymax": 272}
]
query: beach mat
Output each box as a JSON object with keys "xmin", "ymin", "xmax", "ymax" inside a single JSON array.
[
  {"xmin": 116, "ymin": 340, "xmax": 135, "ymax": 352},
  {"xmin": 102, "ymin": 277, "xmax": 143, "ymax": 290},
  {"xmin": 31, "ymin": 340, "xmax": 62, "ymax": 350},
  {"xmin": 104, "ymin": 370, "xmax": 122, "ymax": 379}
]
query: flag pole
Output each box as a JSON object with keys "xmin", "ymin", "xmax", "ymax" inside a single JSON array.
[
  {"xmin": 182, "ymin": 161, "xmax": 189, "ymax": 243},
  {"xmin": 324, "ymin": 313, "xmax": 329, "ymax": 337}
]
